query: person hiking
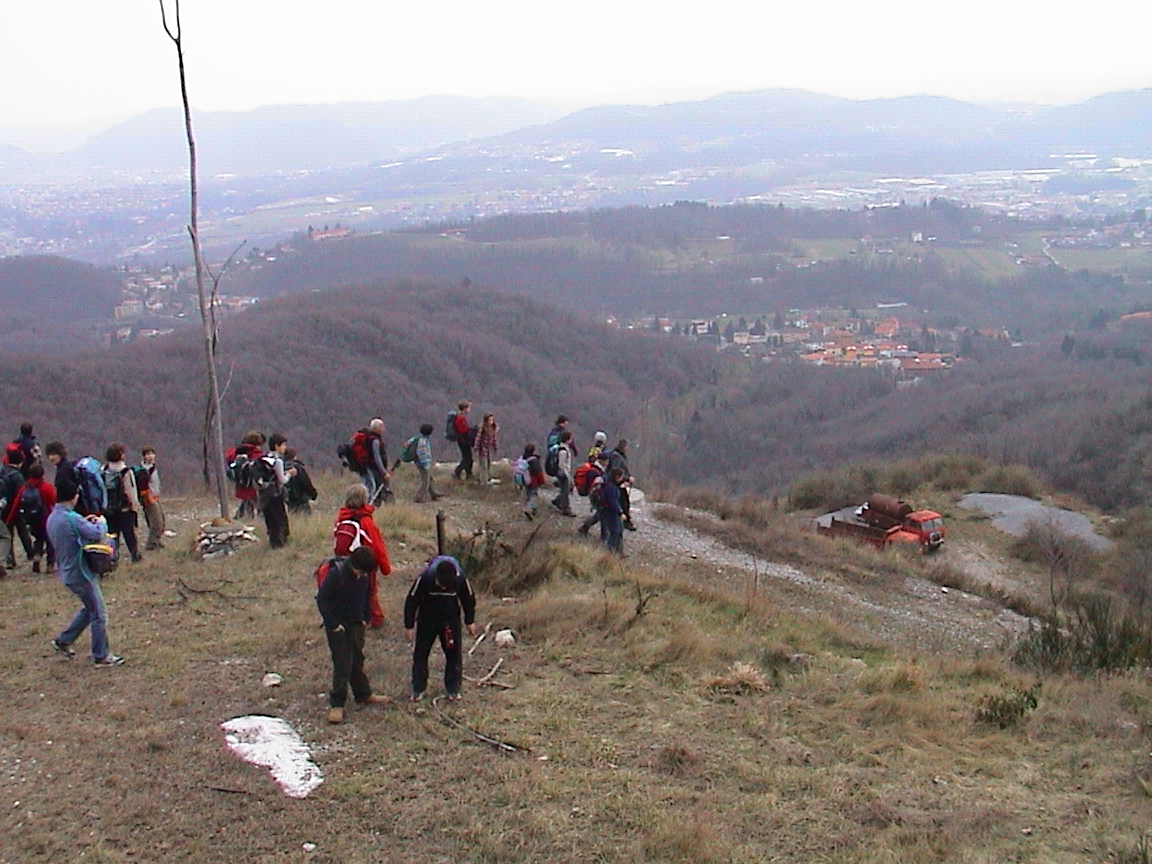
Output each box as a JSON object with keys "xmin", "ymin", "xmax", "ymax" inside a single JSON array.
[
  {"xmin": 513, "ymin": 443, "xmax": 546, "ymax": 520},
  {"xmin": 473, "ymin": 413, "xmax": 499, "ymax": 485},
  {"xmin": 608, "ymin": 439, "xmax": 637, "ymax": 531},
  {"xmin": 600, "ymin": 467, "xmax": 626, "ymax": 555},
  {"xmin": 403, "ymin": 555, "xmax": 477, "ymax": 702},
  {"xmin": 282, "ymin": 447, "xmax": 318, "ymax": 515},
  {"xmin": 577, "ymin": 452, "xmax": 609, "ymax": 538},
  {"xmin": 103, "ymin": 444, "xmax": 142, "ymax": 563},
  {"xmin": 0, "ymin": 450, "xmax": 26, "ymax": 572},
  {"xmin": 12, "ymin": 422, "xmax": 39, "ymax": 477},
  {"xmin": 257, "ymin": 433, "xmax": 295, "ymax": 548},
  {"xmin": 316, "ymin": 546, "xmax": 390, "ymax": 724},
  {"xmin": 400, "ymin": 423, "xmax": 440, "ymax": 503},
  {"xmin": 349, "ymin": 418, "xmax": 393, "ymax": 506},
  {"xmin": 138, "ymin": 447, "xmax": 166, "ymax": 551},
  {"xmin": 588, "ymin": 430, "xmax": 609, "ymax": 462},
  {"xmin": 546, "ymin": 415, "xmax": 569, "ymax": 451},
  {"xmin": 332, "ymin": 484, "xmax": 391, "ymax": 628},
  {"xmin": 449, "ymin": 401, "xmax": 474, "ymax": 481},
  {"xmin": 12, "ymin": 462, "xmax": 56, "ymax": 573},
  {"xmin": 551, "ymin": 429, "xmax": 577, "ymax": 517},
  {"xmin": 47, "ymin": 477, "xmax": 124, "ymax": 666},
  {"xmin": 226, "ymin": 431, "xmax": 265, "ymax": 520}
]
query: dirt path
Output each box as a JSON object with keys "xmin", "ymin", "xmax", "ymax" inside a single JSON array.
[{"xmin": 626, "ymin": 500, "xmax": 1030, "ymax": 655}]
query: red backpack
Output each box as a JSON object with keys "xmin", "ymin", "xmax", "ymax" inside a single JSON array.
[
  {"xmin": 333, "ymin": 516, "xmax": 371, "ymax": 557},
  {"xmin": 574, "ymin": 462, "xmax": 600, "ymax": 496},
  {"xmin": 348, "ymin": 431, "xmax": 377, "ymax": 472}
]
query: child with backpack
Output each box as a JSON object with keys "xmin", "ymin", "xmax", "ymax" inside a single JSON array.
[
  {"xmin": 282, "ymin": 448, "xmax": 318, "ymax": 515},
  {"xmin": 13, "ymin": 463, "xmax": 56, "ymax": 573},
  {"xmin": 403, "ymin": 555, "xmax": 477, "ymax": 702},
  {"xmin": 316, "ymin": 546, "xmax": 390, "ymax": 724},
  {"xmin": 512, "ymin": 443, "xmax": 546, "ymax": 520},
  {"xmin": 226, "ymin": 431, "xmax": 265, "ymax": 521},
  {"xmin": 396, "ymin": 424, "xmax": 440, "ymax": 503},
  {"xmin": 331, "ymin": 484, "xmax": 391, "ymax": 628},
  {"xmin": 103, "ymin": 444, "xmax": 142, "ymax": 563},
  {"xmin": 255, "ymin": 434, "xmax": 295, "ymax": 548},
  {"xmin": 137, "ymin": 447, "xmax": 166, "ymax": 550}
]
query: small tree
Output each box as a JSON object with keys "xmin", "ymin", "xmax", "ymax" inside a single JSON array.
[{"xmin": 159, "ymin": 0, "xmax": 230, "ymax": 518}]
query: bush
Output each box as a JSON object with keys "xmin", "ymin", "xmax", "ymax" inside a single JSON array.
[
  {"xmin": 978, "ymin": 465, "xmax": 1039, "ymax": 498},
  {"xmin": 1012, "ymin": 595, "xmax": 1152, "ymax": 673},
  {"xmin": 925, "ymin": 454, "xmax": 989, "ymax": 491},
  {"xmin": 975, "ymin": 682, "xmax": 1040, "ymax": 729}
]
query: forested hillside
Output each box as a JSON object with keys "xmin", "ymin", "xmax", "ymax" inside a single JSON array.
[
  {"xmin": 0, "ymin": 281, "xmax": 717, "ymax": 491},
  {"xmin": 0, "ymin": 255, "xmax": 121, "ymax": 353}
]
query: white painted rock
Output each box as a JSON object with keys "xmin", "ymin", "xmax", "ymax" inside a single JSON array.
[
  {"xmin": 220, "ymin": 715, "xmax": 323, "ymax": 798},
  {"xmin": 494, "ymin": 629, "xmax": 516, "ymax": 648}
]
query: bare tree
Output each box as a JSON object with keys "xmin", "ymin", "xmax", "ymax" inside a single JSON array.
[{"xmin": 159, "ymin": 0, "xmax": 230, "ymax": 519}]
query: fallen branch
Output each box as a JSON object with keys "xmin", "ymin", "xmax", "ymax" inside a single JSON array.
[
  {"xmin": 473, "ymin": 657, "xmax": 504, "ymax": 685},
  {"xmin": 519, "ymin": 523, "xmax": 543, "ymax": 555},
  {"xmin": 175, "ymin": 578, "xmax": 256, "ymax": 604},
  {"xmin": 430, "ymin": 696, "xmax": 529, "ymax": 753},
  {"xmin": 468, "ymin": 622, "xmax": 494, "ymax": 656},
  {"xmin": 208, "ymin": 785, "xmax": 250, "ymax": 795}
]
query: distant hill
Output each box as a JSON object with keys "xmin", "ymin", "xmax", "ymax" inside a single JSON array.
[{"xmin": 0, "ymin": 256, "xmax": 122, "ymax": 354}]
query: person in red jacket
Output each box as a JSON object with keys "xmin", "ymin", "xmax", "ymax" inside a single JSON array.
[
  {"xmin": 331, "ymin": 484, "xmax": 392, "ymax": 628},
  {"xmin": 450, "ymin": 401, "xmax": 474, "ymax": 481},
  {"xmin": 225, "ymin": 431, "xmax": 265, "ymax": 520},
  {"xmin": 9, "ymin": 462, "xmax": 57, "ymax": 573}
]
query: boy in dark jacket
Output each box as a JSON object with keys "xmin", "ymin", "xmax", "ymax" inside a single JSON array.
[
  {"xmin": 403, "ymin": 555, "xmax": 477, "ymax": 701},
  {"xmin": 316, "ymin": 546, "xmax": 390, "ymax": 724}
]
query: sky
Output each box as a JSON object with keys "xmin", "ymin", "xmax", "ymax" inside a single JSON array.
[{"xmin": 3, "ymin": 0, "xmax": 1150, "ymax": 150}]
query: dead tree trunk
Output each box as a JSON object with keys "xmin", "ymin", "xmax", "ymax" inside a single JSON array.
[{"xmin": 160, "ymin": 0, "xmax": 230, "ymax": 519}]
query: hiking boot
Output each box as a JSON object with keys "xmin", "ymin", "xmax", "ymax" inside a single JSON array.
[
  {"xmin": 32, "ymin": 559, "xmax": 41, "ymax": 574},
  {"xmin": 359, "ymin": 694, "xmax": 389, "ymax": 706},
  {"xmin": 562, "ymin": 510, "xmax": 577, "ymax": 517},
  {"xmin": 624, "ymin": 521, "xmax": 638, "ymax": 531},
  {"xmin": 51, "ymin": 639, "xmax": 75, "ymax": 659},
  {"xmin": 577, "ymin": 524, "xmax": 590, "ymax": 536},
  {"xmin": 327, "ymin": 707, "xmax": 344, "ymax": 724},
  {"xmin": 93, "ymin": 654, "xmax": 125, "ymax": 667}
]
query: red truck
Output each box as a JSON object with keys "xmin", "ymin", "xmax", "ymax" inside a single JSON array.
[{"xmin": 816, "ymin": 494, "xmax": 945, "ymax": 552}]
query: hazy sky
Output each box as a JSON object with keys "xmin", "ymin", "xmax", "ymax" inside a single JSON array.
[{"xmin": 4, "ymin": 0, "xmax": 1150, "ymax": 148}]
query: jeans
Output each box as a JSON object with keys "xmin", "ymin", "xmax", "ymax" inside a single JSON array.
[
  {"xmin": 601, "ymin": 511, "xmax": 623, "ymax": 554},
  {"xmin": 360, "ymin": 468, "xmax": 393, "ymax": 506},
  {"xmin": 326, "ymin": 623, "xmax": 371, "ymax": 708},
  {"xmin": 58, "ymin": 578, "xmax": 109, "ymax": 660},
  {"xmin": 520, "ymin": 485, "xmax": 538, "ymax": 516},
  {"xmin": 411, "ymin": 617, "xmax": 462, "ymax": 697}
]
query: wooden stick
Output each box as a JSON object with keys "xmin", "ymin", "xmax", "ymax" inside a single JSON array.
[
  {"xmin": 474, "ymin": 657, "xmax": 504, "ymax": 685},
  {"xmin": 468, "ymin": 622, "xmax": 494, "ymax": 656}
]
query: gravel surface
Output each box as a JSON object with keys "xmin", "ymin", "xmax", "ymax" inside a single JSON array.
[
  {"xmin": 629, "ymin": 501, "xmax": 1029, "ymax": 655},
  {"xmin": 958, "ymin": 493, "xmax": 1113, "ymax": 551}
]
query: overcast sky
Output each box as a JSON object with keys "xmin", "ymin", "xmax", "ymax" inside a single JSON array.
[{"xmin": 4, "ymin": 0, "xmax": 1150, "ymax": 149}]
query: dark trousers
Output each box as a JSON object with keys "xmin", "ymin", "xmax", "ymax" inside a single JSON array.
[
  {"xmin": 11, "ymin": 521, "xmax": 33, "ymax": 564},
  {"xmin": 620, "ymin": 487, "xmax": 632, "ymax": 522},
  {"xmin": 601, "ymin": 511, "xmax": 623, "ymax": 554},
  {"xmin": 411, "ymin": 616, "xmax": 463, "ymax": 696},
  {"xmin": 454, "ymin": 441, "xmax": 474, "ymax": 480},
  {"xmin": 326, "ymin": 623, "xmax": 371, "ymax": 708},
  {"xmin": 262, "ymin": 496, "xmax": 289, "ymax": 548},
  {"xmin": 552, "ymin": 475, "xmax": 573, "ymax": 514},
  {"xmin": 26, "ymin": 520, "xmax": 54, "ymax": 566},
  {"xmin": 109, "ymin": 510, "xmax": 140, "ymax": 560}
]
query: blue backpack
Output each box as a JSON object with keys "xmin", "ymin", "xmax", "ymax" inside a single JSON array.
[{"xmin": 73, "ymin": 457, "xmax": 108, "ymax": 516}]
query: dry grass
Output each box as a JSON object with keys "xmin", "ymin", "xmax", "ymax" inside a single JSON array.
[{"xmin": 0, "ymin": 467, "xmax": 1149, "ymax": 863}]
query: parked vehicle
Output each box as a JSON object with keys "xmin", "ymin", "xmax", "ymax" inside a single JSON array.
[{"xmin": 816, "ymin": 494, "xmax": 945, "ymax": 551}]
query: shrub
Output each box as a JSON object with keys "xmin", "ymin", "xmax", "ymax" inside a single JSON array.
[
  {"xmin": 978, "ymin": 465, "xmax": 1039, "ymax": 498},
  {"xmin": 1012, "ymin": 595, "xmax": 1152, "ymax": 673},
  {"xmin": 975, "ymin": 682, "xmax": 1041, "ymax": 729},
  {"xmin": 925, "ymin": 454, "xmax": 988, "ymax": 491}
]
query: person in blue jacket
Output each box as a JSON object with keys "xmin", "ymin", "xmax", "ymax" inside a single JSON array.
[
  {"xmin": 403, "ymin": 555, "xmax": 477, "ymax": 702},
  {"xmin": 46, "ymin": 478, "xmax": 124, "ymax": 666}
]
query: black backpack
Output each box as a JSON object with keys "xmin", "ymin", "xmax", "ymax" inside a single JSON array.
[
  {"xmin": 445, "ymin": 411, "xmax": 459, "ymax": 442},
  {"xmin": 18, "ymin": 485, "xmax": 44, "ymax": 523},
  {"xmin": 544, "ymin": 443, "xmax": 561, "ymax": 477}
]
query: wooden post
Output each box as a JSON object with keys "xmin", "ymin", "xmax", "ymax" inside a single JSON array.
[{"xmin": 436, "ymin": 510, "xmax": 445, "ymax": 556}]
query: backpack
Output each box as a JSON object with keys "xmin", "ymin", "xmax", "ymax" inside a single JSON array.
[
  {"xmin": 248, "ymin": 456, "xmax": 277, "ymax": 492},
  {"xmin": 511, "ymin": 456, "xmax": 531, "ymax": 488},
  {"xmin": 345, "ymin": 430, "xmax": 376, "ymax": 472},
  {"xmin": 101, "ymin": 465, "xmax": 129, "ymax": 513},
  {"xmin": 574, "ymin": 462, "xmax": 600, "ymax": 496},
  {"xmin": 313, "ymin": 555, "xmax": 345, "ymax": 591},
  {"xmin": 544, "ymin": 443, "xmax": 561, "ymax": 477},
  {"xmin": 227, "ymin": 451, "xmax": 253, "ymax": 487},
  {"xmin": 333, "ymin": 517, "xmax": 370, "ymax": 556},
  {"xmin": 0, "ymin": 464, "xmax": 22, "ymax": 515},
  {"xmin": 4, "ymin": 442, "xmax": 25, "ymax": 468},
  {"xmin": 132, "ymin": 466, "xmax": 151, "ymax": 504},
  {"xmin": 74, "ymin": 457, "xmax": 108, "ymax": 516},
  {"xmin": 18, "ymin": 485, "xmax": 44, "ymax": 522},
  {"xmin": 400, "ymin": 435, "xmax": 419, "ymax": 463},
  {"xmin": 445, "ymin": 412, "xmax": 459, "ymax": 442}
]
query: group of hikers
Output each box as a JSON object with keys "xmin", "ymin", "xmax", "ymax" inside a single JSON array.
[{"xmin": 27, "ymin": 403, "xmax": 638, "ymax": 721}]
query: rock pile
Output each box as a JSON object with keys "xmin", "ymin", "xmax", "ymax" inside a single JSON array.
[{"xmin": 195, "ymin": 519, "xmax": 259, "ymax": 560}]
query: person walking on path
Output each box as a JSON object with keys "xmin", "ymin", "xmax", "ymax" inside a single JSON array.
[
  {"xmin": 332, "ymin": 484, "xmax": 392, "ymax": 628},
  {"xmin": 257, "ymin": 434, "xmax": 295, "ymax": 548},
  {"xmin": 473, "ymin": 413, "xmax": 499, "ymax": 485},
  {"xmin": 600, "ymin": 467, "xmax": 626, "ymax": 555},
  {"xmin": 138, "ymin": 447, "xmax": 166, "ymax": 551},
  {"xmin": 47, "ymin": 478, "xmax": 124, "ymax": 666},
  {"xmin": 514, "ymin": 443, "xmax": 545, "ymax": 520},
  {"xmin": 316, "ymin": 546, "xmax": 390, "ymax": 723},
  {"xmin": 608, "ymin": 439, "xmax": 637, "ymax": 531},
  {"xmin": 11, "ymin": 462, "xmax": 56, "ymax": 573},
  {"xmin": 450, "ymin": 401, "xmax": 475, "ymax": 481},
  {"xmin": 352, "ymin": 418, "xmax": 393, "ymax": 506},
  {"xmin": 409, "ymin": 424, "xmax": 440, "ymax": 503},
  {"xmin": 551, "ymin": 430, "xmax": 577, "ymax": 517},
  {"xmin": 403, "ymin": 555, "xmax": 477, "ymax": 701}
]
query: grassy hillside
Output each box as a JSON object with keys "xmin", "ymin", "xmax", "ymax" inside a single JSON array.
[{"xmin": 2, "ymin": 466, "xmax": 1149, "ymax": 863}]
